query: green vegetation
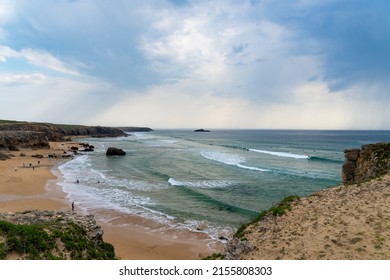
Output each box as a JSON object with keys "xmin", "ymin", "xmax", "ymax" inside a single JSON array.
[
  {"xmin": 0, "ymin": 220, "xmax": 116, "ymax": 260},
  {"xmin": 234, "ymin": 196, "xmax": 300, "ymax": 239}
]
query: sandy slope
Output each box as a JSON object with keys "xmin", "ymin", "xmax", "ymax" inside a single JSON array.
[{"xmin": 238, "ymin": 173, "xmax": 390, "ymax": 260}]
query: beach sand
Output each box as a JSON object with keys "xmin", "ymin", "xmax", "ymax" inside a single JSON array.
[{"xmin": 0, "ymin": 142, "xmax": 213, "ymax": 259}]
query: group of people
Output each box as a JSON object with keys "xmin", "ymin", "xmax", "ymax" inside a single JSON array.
[{"xmin": 14, "ymin": 161, "xmax": 41, "ymax": 171}]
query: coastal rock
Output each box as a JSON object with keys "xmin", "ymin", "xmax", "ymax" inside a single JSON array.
[
  {"xmin": 0, "ymin": 131, "xmax": 50, "ymax": 150},
  {"xmin": 106, "ymin": 147, "xmax": 126, "ymax": 156},
  {"xmin": 342, "ymin": 142, "xmax": 390, "ymax": 185},
  {"xmin": 0, "ymin": 120, "xmax": 131, "ymax": 157},
  {"xmin": 0, "ymin": 151, "xmax": 10, "ymax": 160},
  {"xmin": 194, "ymin": 129, "xmax": 210, "ymax": 132},
  {"xmin": 119, "ymin": 126, "xmax": 154, "ymax": 132},
  {"xmin": 0, "ymin": 210, "xmax": 116, "ymax": 260}
]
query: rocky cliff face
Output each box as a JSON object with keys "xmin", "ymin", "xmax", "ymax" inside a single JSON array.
[
  {"xmin": 342, "ymin": 142, "xmax": 390, "ymax": 185},
  {"xmin": 0, "ymin": 121, "xmax": 126, "ymax": 152},
  {"xmin": 0, "ymin": 210, "xmax": 116, "ymax": 260},
  {"xmin": 0, "ymin": 123, "xmax": 65, "ymax": 142},
  {"xmin": 0, "ymin": 131, "xmax": 51, "ymax": 151},
  {"xmin": 61, "ymin": 125, "xmax": 126, "ymax": 138}
]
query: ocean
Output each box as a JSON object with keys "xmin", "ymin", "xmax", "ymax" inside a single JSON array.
[{"xmin": 57, "ymin": 130, "xmax": 390, "ymax": 240}]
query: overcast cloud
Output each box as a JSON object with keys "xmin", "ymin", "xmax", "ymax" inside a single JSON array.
[{"xmin": 0, "ymin": 0, "xmax": 389, "ymax": 129}]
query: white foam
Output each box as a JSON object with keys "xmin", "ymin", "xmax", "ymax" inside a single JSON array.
[
  {"xmin": 249, "ymin": 149, "xmax": 310, "ymax": 159},
  {"xmin": 236, "ymin": 164, "xmax": 269, "ymax": 172},
  {"xmin": 168, "ymin": 178, "xmax": 232, "ymax": 188},
  {"xmin": 201, "ymin": 151, "xmax": 268, "ymax": 172},
  {"xmin": 201, "ymin": 151, "xmax": 245, "ymax": 165}
]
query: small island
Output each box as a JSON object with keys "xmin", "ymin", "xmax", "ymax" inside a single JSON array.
[{"xmin": 194, "ymin": 129, "xmax": 210, "ymax": 132}]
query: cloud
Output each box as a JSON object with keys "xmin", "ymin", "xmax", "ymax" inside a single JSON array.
[
  {"xmin": 0, "ymin": 71, "xmax": 117, "ymax": 124},
  {"xmin": 267, "ymin": 0, "xmax": 390, "ymax": 91},
  {"xmin": 0, "ymin": 0, "xmax": 389, "ymax": 129},
  {"xmin": 0, "ymin": 73, "xmax": 47, "ymax": 85},
  {"xmin": 0, "ymin": 45, "xmax": 81, "ymax": 75}
]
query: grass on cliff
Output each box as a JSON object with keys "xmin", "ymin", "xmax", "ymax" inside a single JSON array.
[
  {"xmin": 203, "ymin": 195, "xmax": 300, "ymax": 260},
  {"xmin": 234, "ymin": 195, "xmax": 300, "ymax": 239},
  {"xmin": 0, "ymin": 220, "xmax": 116, "ymax": 260}
]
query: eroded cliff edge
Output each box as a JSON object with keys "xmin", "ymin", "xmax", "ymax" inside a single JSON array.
[
  {"xmin": 0, "ymin": 210, "xmax": 116, "ymax": 260},
  {"xmin": 0, "ymin": 120, "xmax": 126, "ymax": 152},
  {"xmin": 342, "ymin": 142, "xmax": 390, "ymax": 185}
]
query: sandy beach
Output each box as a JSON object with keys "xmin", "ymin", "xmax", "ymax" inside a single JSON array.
[{"xmin": 0, "ymin": 142, "xmax": 213, "ymax": 260}]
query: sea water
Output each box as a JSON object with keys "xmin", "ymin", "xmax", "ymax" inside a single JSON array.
[{"xmin": 57, "ymin": 130, "xmax": 390, "ymax": 239}]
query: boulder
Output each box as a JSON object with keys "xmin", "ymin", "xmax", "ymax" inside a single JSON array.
[
  {"xmin": 106, "ymin": 147, "xmax": 126, "ymax": 156},
  {"xmin": 0, "ymin": 151, "xmax": 10, "ymax": 161}
]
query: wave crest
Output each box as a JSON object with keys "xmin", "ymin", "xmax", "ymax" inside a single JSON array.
[{"xmin": 249, "ymin": 149, "xmax": 310, "ymax": 159}]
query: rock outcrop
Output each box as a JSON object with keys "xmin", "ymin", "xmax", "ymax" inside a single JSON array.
[
  {"xmin": 119, "ymin": 126, "xmax": 153, "ymax": 132},
  {"xmin": 0, "ymin": 210, "xmax": 116, "ymax": 260},
  {"xmin": 0, "ymin": 151, "xmax": 10, "ymax": 160},
  {"xmin": 0, "ymin": 131, "xmax": 51, "ymax": 151},
  {"xmin": 60, "ymin": 125, "xmax": 126, "ymax": 138},
  {"xmin": 342, "ymin": 142, "xmax": 390, "ymax": 185},
  {"xmin": 0, "ymin": 120, "xmax": 127, "ymax": 152},
  {"xmin": 106, "ymin": 147, "xmax": 126, "ymax": 156}
]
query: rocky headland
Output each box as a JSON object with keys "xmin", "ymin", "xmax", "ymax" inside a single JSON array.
[
  {"xmin": 119, "ymin": 126, "xmax": 154, "ymax": 132},
  {"xmin": 221, "ymin": 142, "xmax": 390, "ymax": 260},
  {"xmin": 0, "ymin": 210, "xmax": 116, "ymax": 260},
  {"xmin": 0, "ymin": 120, "xmax": 127, "ymax": 152}
]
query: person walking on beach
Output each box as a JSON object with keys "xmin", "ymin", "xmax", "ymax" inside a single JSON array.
[{"xmin": 72, "ymin": 202, "xmax": 75, "ymax": 212}]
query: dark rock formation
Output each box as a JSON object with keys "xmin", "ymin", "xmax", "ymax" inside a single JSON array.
[
  {"xmin": 0, "ymin": 210, "xmax": 116, "ymax": 260},
  {"xmin": 194, "ymin": 129, "xmax": 210, "ymax": 132},
  {"xmin": 0, "ymin": 131, "xmax": 50, "ymax": 151},
  {"xmin": 342, "ymin": 142, "xmax": 390, "ymax": 185},
  {"xmin": 119, "ymin": 127, "xmax": 153, "ymax": 132},
  {"xmin": 223, "ymin": 238, "xmax": 256, "ymax": 260},
  {"xmin": 60, "ymin": 125, "xmax": 126, "ymax": 138},
  {"xmin": 0, "ymin": 120, "xmax": 127, "ymax": 153},
  {"xmin": 0, "ymin": 151, "xmax": 10, "ymax": 160},
  {"xmin": 106, "ymin": 147, "xmax": 126, "ymax": 156}
]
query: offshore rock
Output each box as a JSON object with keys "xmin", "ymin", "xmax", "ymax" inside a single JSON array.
[{"xmin": 106, "ymin": 147, "xmax": 126, "ymax": 156}]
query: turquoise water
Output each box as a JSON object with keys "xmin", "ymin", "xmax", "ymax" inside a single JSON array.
[{"xmin": 58, "ymin": 130, "xmax": 390, "ymax": 238}]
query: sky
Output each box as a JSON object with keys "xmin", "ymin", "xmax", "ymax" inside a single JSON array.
[{"xmin": 0, "ymin": 0, "xmax": 389, "ymax": 129}]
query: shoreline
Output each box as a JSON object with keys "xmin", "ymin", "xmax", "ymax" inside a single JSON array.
[{"xmin": 0, "ymin": 142, "xmax": 214, "ymax": 259}]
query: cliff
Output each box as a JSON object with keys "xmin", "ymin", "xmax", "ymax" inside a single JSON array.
[
  {"xmin": 118, "ymin": 126, "xmax": 153, "ymax": 132},
  {"xmin": 0, "ymin": 120, "xmax": 126, "ymax": 151},
  {"xmin": 342, "ymin": 142, "xmax": 390, "ymax": 184},
  {"xmin": 0, "ymin": 131, "xmax": 51, "ymax": 151},
  {"xmin": 0, "ymin": 210, "xmax": 116, "ymax": 260},
  {"xmin": 220, "ymin": 142, "xmax": 390, "ymax": 260},
  {"xmin": 59, "ymin": 124, "xmax": 126, "ymax": 138}
]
